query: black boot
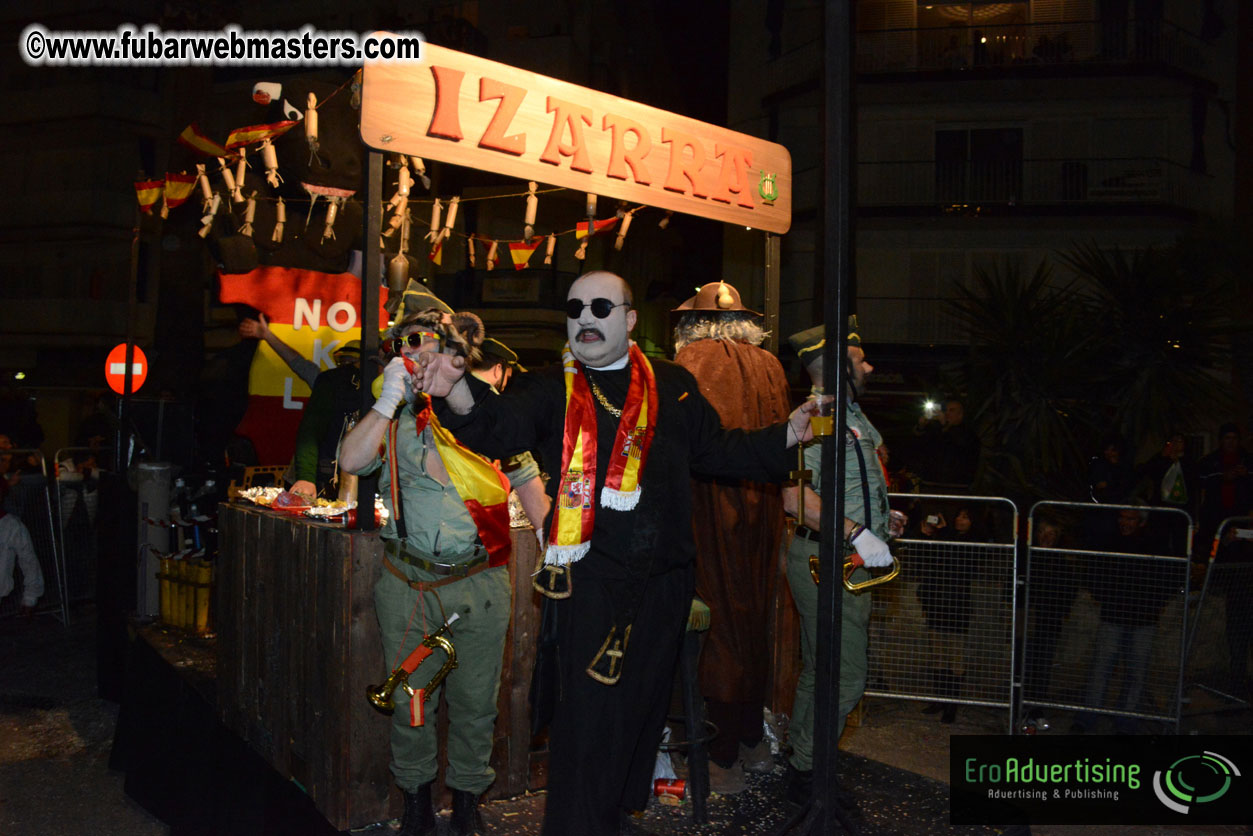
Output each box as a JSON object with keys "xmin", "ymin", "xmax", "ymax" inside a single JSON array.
[
  {"xmin": 785, "ymin": 764, "xmax": 812, "ymax": 806},
  {"xmin": 450, "ymin": 788, "xmax": 485, "ymax": 836},
  {"xmin": 398, "ymin": 782, "xmax": 436, "ymax": 836}
]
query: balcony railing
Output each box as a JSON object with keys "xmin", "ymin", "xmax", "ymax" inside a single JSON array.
[
  {"xmin": 857, "ymin": 158, "xmax": 1210, "ymax": 214},
  {"xmin": 856, "ymin": 20, "xmax": 1204, "ymax": 76}
]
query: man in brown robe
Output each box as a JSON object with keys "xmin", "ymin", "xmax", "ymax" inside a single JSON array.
[{"xmin": 673, "ymin": 281, "xmax": 791, "ymax": 793}]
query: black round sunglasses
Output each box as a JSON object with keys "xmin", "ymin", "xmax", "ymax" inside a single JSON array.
[{"xmin": 566, "ymin": 298, "xmax": 629, "ymax": 319}]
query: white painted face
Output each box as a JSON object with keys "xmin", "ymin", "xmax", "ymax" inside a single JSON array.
[{"xmin": 566, "ymin": 271, "xmax": 637, "ymax": 367}]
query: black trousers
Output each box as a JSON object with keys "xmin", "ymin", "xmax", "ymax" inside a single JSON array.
[{"xmin": 541, "ymin": 568, "xmax": 688, "ymax": 836}]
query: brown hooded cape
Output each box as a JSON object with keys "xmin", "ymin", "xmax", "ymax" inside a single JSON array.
[{"xmin": 675, "ymin": 338, "xmax": 791, "ymax": 703}]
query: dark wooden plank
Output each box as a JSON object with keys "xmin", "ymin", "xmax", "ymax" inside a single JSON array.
[
  {"xmin": 215, "ymin": 504, "xmax": 242, "ymax": 733},
  {"xmin": 344, "ymin": 531, "xmax": 391, "ymax": 828},
  {"xmin": 315, "ymin": 518, "xmax": 350, "ymax": 827},
  {"xmin": 493, "ymin": 530, "xmax": 542, "ymax": 800},
  {"xmin": 238, "ymin": 508, "xmax": 262, "ymax": 743}
]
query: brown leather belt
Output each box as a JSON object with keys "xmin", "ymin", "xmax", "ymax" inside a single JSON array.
[
  {"xmin": 383, "ymin": 538, "xmax": 488, "ymax": 575},
  {"xmin": 383, "ymin": 555, "xmax": 492, "ymax": 592}
]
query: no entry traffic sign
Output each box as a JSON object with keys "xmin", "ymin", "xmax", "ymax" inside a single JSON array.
[{"xmin": 105, "ymin": 343, "xmax": 148, "ymax": 394}]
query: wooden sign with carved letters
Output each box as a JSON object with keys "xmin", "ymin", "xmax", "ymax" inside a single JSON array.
[{"xmin": 360, "ymin": 40, "xmax": 792, "ymax": 233}]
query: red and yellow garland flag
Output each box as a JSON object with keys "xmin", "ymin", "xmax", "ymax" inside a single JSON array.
[{"xmin": 219, "ymin": 266, "xmax": 390, "ymax": 464}]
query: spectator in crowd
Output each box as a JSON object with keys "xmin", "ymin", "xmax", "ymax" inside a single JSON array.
[
  {"xmin": 1135, "ymin": 430, "xmax": 1194, "ymax": 557},
  {"xmin": 288, "ymin": 340, "xmax": 369, "ymax": 501},
  {"xmin": 237, "ymin": 312, "xmax": 320, "ymax": 388},
  {"xmin": 915, "ymin": 503, "xmax": 978, "ymax": 723},
  {"xmin": 470, "ymin": 337, "xmax": 526, "ymax": 395},
  {"xmin": 0, "ymin": 478, "xmax": 43, "ymax": 616},
  {"xmin": 1135, "ymin": 431, "xmax": 1194, "ymax": 510},
  {"xmin": 0, "ymin": 384, "xmax": 44, "ymax": 452},
  {"xmin": 1073, "ymin": 507, "xmax": 1178, "ymax": 733},
  {"xmin": 913, "ymin": 397, "xmax": 979, "ymax": 491},
  {"xmin": 0, "ymin": 432, "xmax": 41, "ymax": 487},
  {"xmin": 1196, "ymin": 423, "xmax": 1253, "ymax": 554},
  {"xmin": 1088, "ymin": 432, "xmax": 1135, "ymax": 504},
  {"xmin": 1022, "ymin": 514, "xmax": 1080, "ymax": 713},
  {"xmin": 1211, "ymin": 523, "xmax": 1253, "ymax": 702}
]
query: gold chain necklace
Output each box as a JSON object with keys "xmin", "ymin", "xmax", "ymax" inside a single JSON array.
[{"xmin": 586, "ymin": 375, "xmax": 622, "ymax": 418}]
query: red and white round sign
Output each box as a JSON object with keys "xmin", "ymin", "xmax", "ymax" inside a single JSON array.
[{"xmin": 104, "ymin": 343, "xmax": 148, "ymax": 395}]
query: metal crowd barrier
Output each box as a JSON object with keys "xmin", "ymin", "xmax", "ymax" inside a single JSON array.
[
  {"xmin": 1021, "ymin": 501, "xmax": 1192, "ymax": 733},
  {"xmin": 1183, "ymin": 516, "xmax": 1253, "ymax": 712},
  {"xmin": 53, "ymin": 447, "xmax": 103, "ymax": 604},
  {"xmin": 866, "ymin": 493, "xmax": 1019, "ymax": 733},
  {"xmin": 0, "ymin": 450, "xmax": 69, "ymax": 623}
]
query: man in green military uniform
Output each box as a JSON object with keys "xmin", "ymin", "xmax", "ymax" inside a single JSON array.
[
  {"xmin": 781, "ymin": 321, "xmax": 896, "ymax": 808},
  {"xmin": 340, "ymin": 309, "xmax": 545, "ymax": 836}
]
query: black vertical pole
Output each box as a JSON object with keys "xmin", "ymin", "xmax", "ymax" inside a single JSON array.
[
  {"xmin": 354, "ymin": 150, "xmax": 383, "ymax": 530},
  {"xmin": 811, "ymin": 1, "xmax": 854, "ymax": 834}
]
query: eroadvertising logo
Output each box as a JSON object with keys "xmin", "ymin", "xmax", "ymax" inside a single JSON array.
[
  {"xmin": 950, "ymin": 736, "xmax": 1251, "ymax": 826},
  {"xmin": 1152, "ymin": 751, "xmax": 1240, "ymax": 814}
]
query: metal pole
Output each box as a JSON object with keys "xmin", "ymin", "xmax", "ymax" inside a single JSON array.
[
  {"xmin": 810, "ymin": 1, "xmax": 854, "ymax": 834},
  {"xmin": 355, "ymin": 151, "xmax": 383, "ymax": 531},
  {"xmin": 764, "ymin": 232, "xmax": 781, "ymax": 354}
]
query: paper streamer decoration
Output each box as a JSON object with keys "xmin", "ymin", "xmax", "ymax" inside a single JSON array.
[{"xmin": 272, "ymin": 197, "xmax": 286, "ymax": 243}]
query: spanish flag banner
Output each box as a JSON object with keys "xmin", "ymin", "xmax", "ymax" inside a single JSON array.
[
  {"xmin": 507, "ymin": 240, "xmax": 541, "ymax": 270},
  {"xmin": 134, "ymin": 179, "xmax": 164, "ymax": 214},
  {"xmin": 177, "ymin": 123, "xmax": 230, "ymax": 158},
  {"xmin": 225, "ymin": 120, "xmax": 298, "ymax": 150},
  {"xmin": 219, "ymin": 266, "xmax": 390, "ymax": 464},
  {"xmin": 575, "ymin": 217, "xmax": 619, "ymax": 239},
  {"xmin": 162, "ymin": 173, "xmax": 197, "ymax": 210}
]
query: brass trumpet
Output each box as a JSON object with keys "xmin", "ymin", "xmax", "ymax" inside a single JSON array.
[
  {"xmin": 367, "ymin": 613, "xmax": 459, "ymax": 716},
  {"xmin": 808, "ymin": 552, "xmax": 900, "ymax": 592}
]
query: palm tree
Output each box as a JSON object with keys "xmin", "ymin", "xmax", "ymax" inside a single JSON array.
[
  {"xmin": 946, "ymin": 259, "xmax": 1103, "ymax": 498},
  {"xmin": 1058, "ymin": 241, "xmax": 1237, "ymax": 454}
]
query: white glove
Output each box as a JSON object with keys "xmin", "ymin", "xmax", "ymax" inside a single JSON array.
[
  {"xmin": 850, "ymin": 527, "xmax": 893, "ymax": 568},
  {"xmin": 372, "ymin": 356, "xmax": 414, "ymax": 418}
]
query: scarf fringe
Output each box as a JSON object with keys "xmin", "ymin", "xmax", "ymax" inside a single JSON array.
[
  {"xmin": 600, "ymin": 485, "xmax": 641, "ymax": 511},
  {"xmin": 544, "ymin": 541, "xmax": 591, "ymax": 566}
]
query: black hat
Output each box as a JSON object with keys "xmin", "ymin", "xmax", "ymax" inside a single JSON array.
[
  {"xmin": 481, "ymin": 337, "xmax": 527, "ymax": 372},
  {"xmin": 787, "ymin": 315, "xmax": 861, "ymax": 364}
]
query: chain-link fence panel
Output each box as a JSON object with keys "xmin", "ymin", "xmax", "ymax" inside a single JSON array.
[
  {"xmin": 0, "ymin": 451, "xmax": 68, "ymax": 623},
  {"xmin": 1184, "ymin": 516, "xmax": 1253, "ymax": 711},
  {"xmin": 867, "ymin": 494, "xmax": 1019, "ymax": 731},
  {"xmin": 1022, "ymin": 502, "xmax": 1191, "ymax": 733}
]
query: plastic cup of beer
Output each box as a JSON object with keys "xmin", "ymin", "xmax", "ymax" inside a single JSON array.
[{"xmin": 809, "ymin": 397, "xmax": 834, "ymax": 437}]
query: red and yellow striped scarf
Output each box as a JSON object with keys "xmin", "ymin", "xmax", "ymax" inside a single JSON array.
[
  {"xmin": 388, "ymin": 399, "xmax": 513, "ymax": 567},
  {"xmin": 546, "ymin": 343, "xmax": 658, "ymax": 565}
]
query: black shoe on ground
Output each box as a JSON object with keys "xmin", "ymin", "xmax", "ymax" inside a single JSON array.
[
  {"xmin": 398, "ymin": 782, "xmax": 436, "ymax": 836},
  {"xmin": 921, "ymin": 702, "xmax": 945, "ymax": 715},
  {"xmin": 941, "ymin": 703, "xmax": 958, "ymax": 724},
  {"xmin": 785, "ymin": 765, "xmax": 812, "ymax": 806},
  {"xmin": 450, "ymin": 788, "xmax": 484, "ymax": 836}
]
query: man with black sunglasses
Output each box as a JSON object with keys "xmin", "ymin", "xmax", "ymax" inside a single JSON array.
[{"xmin": 408, "ymin": 270, "xmax": 828, "ymax": 836}]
